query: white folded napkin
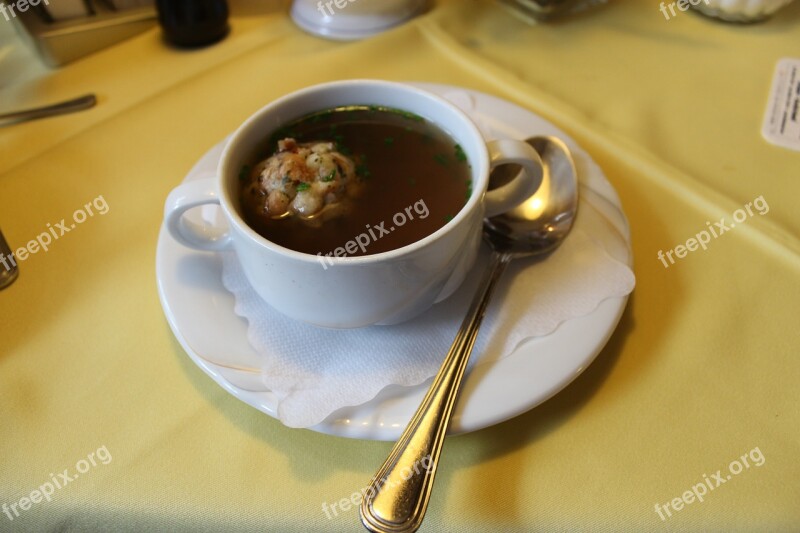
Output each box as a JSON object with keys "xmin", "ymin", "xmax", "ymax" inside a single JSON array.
[{"xmin": 219, "ymin": 181, "xmax": 635, "ymax": 428}]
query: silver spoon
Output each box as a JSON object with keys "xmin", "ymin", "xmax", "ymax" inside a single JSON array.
[
  {"xmin": 360, "ymin": 136, "xmax": 579, "ymax": 533},
  {"xmin": 0, "ymin": 94, "xmax": 96, "ymax": 126}
]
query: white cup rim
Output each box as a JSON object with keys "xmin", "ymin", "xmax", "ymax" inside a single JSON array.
[{"xmin": 217, "ymin": 79, "xmax": 490, "ymax": 265}]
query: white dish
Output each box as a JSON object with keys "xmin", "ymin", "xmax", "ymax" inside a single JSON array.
[
  {"xmin": 290, "ymin": 0, "xmax": 430, "ymax": 41},
  {"xmin": 156, "ymin": 83, "xmax": 632, "ymax": 441}
]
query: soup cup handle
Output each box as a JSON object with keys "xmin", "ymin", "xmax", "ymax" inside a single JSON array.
[
  {"xmin": 165, "ymin": 178, "xmax": 233, "ymax": 252},
  {"xmin": 484, "ymin": 139, "xmax": 544, "ymax": 218}
]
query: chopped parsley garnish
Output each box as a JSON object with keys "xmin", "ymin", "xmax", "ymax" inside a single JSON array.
[
  {"xmin": 399, "ymin": 110, "xmax": 424, "ymax": 122},
  {"xmin": 434, "ymin": 154, "xmax": 448, "ymax": 166},
  {"xmin": 356, "ymin": 163, "xmax": 371, "ymax": 180},
  {"xmin": 454, "ymin": 144, "xmax": 467, "ymax": 163},
  {"xmin": 384, "ymin": 137, "xmax": 394, "ymax": 145},
  {"xmin": 296, "ymin": 182, "xmax": 311, "ymax": 192},
  {"xmin": 466, "ymin": 179, "xmax": 473, "ymax": 200},
  {"xmin": 445, "ymin": 215, "xmax": 454, "ymax": 223},
  {"xmin": 356, "ymin": 105, "xmax": 424, "ymax": 122},
  {"xmin": 322, "ymin": 169, "xmax": 336, "ymax": 182}
]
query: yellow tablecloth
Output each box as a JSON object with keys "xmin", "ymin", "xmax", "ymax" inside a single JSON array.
[{"xmin": 1, "ymin": 1, "xmax": 799, "ymax": 531}]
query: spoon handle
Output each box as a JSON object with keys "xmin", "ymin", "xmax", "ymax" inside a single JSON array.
[
  {"xmin": 0, "ymin": 94, "xmax": 96, "ymax": 125},
  {"xmin": 360, "ymin": 251, "xmax": 512, "ymax": 533}
]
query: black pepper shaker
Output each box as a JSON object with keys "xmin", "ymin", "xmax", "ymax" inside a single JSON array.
[{"xmin": 155, "ymin": 0, "xmax": 230, "ymax": 47}]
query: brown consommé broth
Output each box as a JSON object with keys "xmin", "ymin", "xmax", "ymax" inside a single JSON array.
[{"xmin": 239, "ymin": 106, "xmax": 472, "ymax": 256}]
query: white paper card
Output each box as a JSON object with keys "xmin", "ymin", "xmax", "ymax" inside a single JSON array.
[{"xmin": 762, "ymin": 58, "xmax": 800, "ymax": 152}]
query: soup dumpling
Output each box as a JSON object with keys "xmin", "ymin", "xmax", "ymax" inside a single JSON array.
[{"xmin": 244, "ymin": 138, "xmax": 357, "ymax": 219}]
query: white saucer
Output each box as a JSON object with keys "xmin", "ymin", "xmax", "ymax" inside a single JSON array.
[
  {"xmin": 156, "ymin": 83, "xmax": 632, "ymax": 441},
  {"xmin": 290, "ymin": 0, "xmax": 430, "ymax": 41}
]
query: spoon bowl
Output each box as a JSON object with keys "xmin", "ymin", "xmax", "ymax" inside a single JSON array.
[
  {"xmin": 485, "ymin": 136, "xmax": 578, "ymax": 255},
  {"xmin": 360, "ymin": 135, "xmax": 579, "ymax": 533}
]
